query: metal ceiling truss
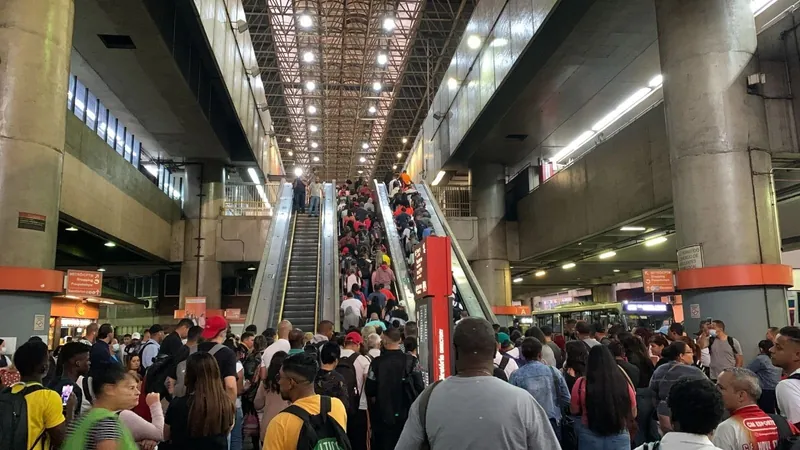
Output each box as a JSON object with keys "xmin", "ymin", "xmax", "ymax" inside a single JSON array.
[{"xmin": 243, "ymin": 0, "xmax": 475, "ymax": 180}]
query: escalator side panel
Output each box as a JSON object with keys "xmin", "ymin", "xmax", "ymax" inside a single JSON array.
[
  {"xmin": 418, "ymin": 182, "xmax": 497, "ymax": 323},
  {"xmin": 246, "ymin": 182, "xmax": 295, "ymax": 330},
  {"xmin": 319, "ymin": 182, "xmax": 340, "ymax": 329},
  {"xmin": 372, "ymin": 180, "xmax": 416, "ymax": 320}
]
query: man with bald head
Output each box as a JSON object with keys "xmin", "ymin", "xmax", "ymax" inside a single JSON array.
[
  {"xmin": 260, "ymin": 319, "xmax": 292, "ymax": 378},
  {"xmin": 288, "ymin": 328, "xmax": 306, "ymax": 355},
  {"xmin": 395, "ymin": 317, "xmax": 560, "ymax": 450}
]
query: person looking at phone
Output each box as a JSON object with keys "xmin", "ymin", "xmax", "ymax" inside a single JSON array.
[{"xmin": 47, "ymin": 342, "xmax": 91, "ymax": 425}]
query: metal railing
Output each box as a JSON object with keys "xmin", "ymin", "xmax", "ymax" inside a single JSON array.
[
  {"xmin": 430, "ymin": 185, "xmax": 472, "ymax": 217},
  {"xmin": 223, "ymin": 182, "xmax": 282, "ymax": 216}
]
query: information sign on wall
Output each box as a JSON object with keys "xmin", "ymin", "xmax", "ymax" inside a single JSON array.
[
  {"xmin": 18, "ymin": 212, "xmax": 46, "ymax": 232},
  {"xmin": 642, "ymin": 269, "xmax": 675, "ymax": 293},
  {"xmin": 65, "ymin": 270, "xmax": 103, "ymax": 297},
  {"xmin": 413, "ymin": 236, "xmax": 453, "ymax": 299},
  {"xmin": 677, "ymin": 244, "xmax": 704, "ymax": 270}
]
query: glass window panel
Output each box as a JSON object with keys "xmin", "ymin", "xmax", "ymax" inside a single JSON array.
[
  {"xmin": 85, "ymin": 92, "xmax": 98, "ymax": 131},
  {"xmin": 158, "ymin": 166, "xmax": 165, "ymax": 190},
  {"xmin": 124, "ymin": 131, "xmax": 133, "ymax": 162},
  {"xmin": 106, "ymin": 113, "xmax": 117, "ymax": 148},
  {"xmin": 132, "ymin": 139, "xmax": 141, "ymax": 168},
  {"xmin": 96, "ymin": 102, "xmax": 108, "ymax": 141},
  {"xmin": 67, "ymin": 75, "xmax": 75, "ymax": 110},
  {"xmin": 73, "ymin": 80, "xmax": 87, "ymax": 121},
  {"xmin": 115, "ymin": 122, "xmax": 125, "ymax": 155}
]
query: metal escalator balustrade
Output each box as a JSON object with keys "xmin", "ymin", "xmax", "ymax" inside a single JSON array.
[{"xmin": 280, "ymin": 213, "xmax": 321, "ymax": 332}]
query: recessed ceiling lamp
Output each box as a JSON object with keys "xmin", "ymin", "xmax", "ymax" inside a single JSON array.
[
  {"xmin": 247, "ymin": 264, "xmax": 257, "ymax": 271},
  {"xmin": 599, "ymin": 251, "xmax": 617, "ymax": 259},
  {"xmin": 362, "ymin": 142, "xmax": 369, "ymax": 149},
  {"xmin": 392, "ymin": 164, "xmax": 398, "ymax": 170},
  {"xmin": 372, "ymin": 81, "xmax": 382, "ymax": 91},
  {"xmin": 310, "ymin": 142, "xmax": 319, "ymax": 149},
  {"xmin": 359, "ymin": 156, "xmax": 366, "ymax": 163},
  {"xmin": 467, "ymin": 35, "xmax": 482, "ymax": 49},
  {"xmin": 105, "ymin": 241, "xmax": 116, "ymax": 248},
  {"xmin": 396, "ymin": 152, "xmax": 402, "ymax": 158},
  {"xmin": 288, "ymin": 151, "xmax": 293, "ymax": 156},
  {"xmin": 309, "ymin": 125, "xmax": 318, "ymax": 132},
  {"xmin": 357, "ymin": 170, "xmax": 364, "ymax": 174},
  {"xmin": 298, "ymin": 14, "xmax": 313, "ymax": 28},
  {"xmin": 377, "ymin": 53, "xmax": 388, "ymax": 65},
  {"xmin": 97, "ymin": 267, "xmax": 106, "ymax": 272},
  {"xmin": 535, "ymin": 270, "xmax": 546, "ymax": 277},
  {"xmin": 312, "ymin": 156, "xmax": 320, "ymax": 162},
  {"xmin": 613, "ymin": 269, "xmax": 621, "ymax": 273},
  {"xmin": 368, "ymin": 106, "xmax": 377, "ymax": 114},
  {"xmin": 302, "ymin": 51, "xmax": 315, "ymax": 63},
  {"xmin": 65, "ymin": 226, "xmax": 78, "ymax": 232},
  {"xmin": 285, "ymin": 137, "xmax": 291, "ymax": 143},
  {"xmin": 402, "ymin": 137, "xmax": 408, "ymax": 144},
  {"xmin": 382, "ymin": 17, "xmax": 395, "ymax": 32},
  {"xmin": 308, "ymin": 105, "xmax": 317, "ymax": 114},
  {"xmin": 305, "ymin": 80, "xmax": 316, "ymax": 91}
]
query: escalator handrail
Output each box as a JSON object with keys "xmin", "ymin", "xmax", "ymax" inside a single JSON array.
[
  {"xmin": 277, "ymin": 214, "xmax": 298, "ymax": 323},
  {"xmin": 372, "ymin": 179, "xmax": 416, "ymax": 321},
  {"xmin": 319, "ymin": 182, "xmax": 340, "ymax": 329},
  {"xmin": 417, "ymin": 181, "xmax": 498, "ymax": 323},
  {"xmin": 245, "ymin": 182, "xmax": 295, "ymax": 330}
]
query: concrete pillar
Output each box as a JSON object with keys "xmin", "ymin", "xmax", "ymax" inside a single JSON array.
[
  {"xmin": 656, "ymin": 0, "xmax": 791, "ymax": 360},
  {"xmin": 470, "ymin": 164, "xmax": 511, "ymax": 307},
  {"xmin": 179, "ymin": 162, "xmax": 224, "ymax": 309},
  {"xmin": 0, "ymin": 0, "xmax": 74, "ymax": 343}
]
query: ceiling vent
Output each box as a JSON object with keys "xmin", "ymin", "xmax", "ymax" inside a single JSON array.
[
  {"xmin": 505, "ymin": 134, "xmax": 528, "ymax": 141},
  {"xmin": 98, "ymin": 34, "xmax": 136, "ymax": 50}
]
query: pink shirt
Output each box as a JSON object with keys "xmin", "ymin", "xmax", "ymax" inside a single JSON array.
[{"xmin": 569, "ymin": 376, "xmax": 636, "ymax": 425}]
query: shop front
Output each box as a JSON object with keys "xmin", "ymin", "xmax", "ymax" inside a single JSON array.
[{"xmin": 49, "ymin": 297, "xmax": 100, "ymax": 348}]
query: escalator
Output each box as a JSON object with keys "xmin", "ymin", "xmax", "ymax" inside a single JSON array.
[{"xmin": 279, "ymin": 214, "xmax": 320, "ymax": 331}]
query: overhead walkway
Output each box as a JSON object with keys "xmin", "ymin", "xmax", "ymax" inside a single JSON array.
[{"xmin": 245, "ymin": 182, "xmax": 339, "ymax": 332}]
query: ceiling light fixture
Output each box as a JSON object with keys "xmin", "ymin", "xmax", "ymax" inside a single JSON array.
[
  {"xmin": 285, "ymin": 137, "xmax": 291, "ymax": 143},
  {"xmin": 591, "ymin": 87, "xmax": 652, "ymax": 133},
  {"xmin": 377, "ymin": 54, "xmax": 388, "ymax": 65},
  {"xmin": 298, "ymin": 14, "xmax": 313, "ymax": 28},
  {"xmin": 382, "ymin": 17, "xmax": 395, "ymax": 32},
  {"xmin": 648, "ymin": 74, "xmax": 663, "ymax": 88},
  {"xmin": 535, "ymin": 270, "xmax": 546, "ymax": 277},
  {"xmin": 362, "ymin": 142, "xmax": 369, "ymax": 149},
  {"xmin": 620, "ymin": 226, "xmax": 646, "ymax": 231},
  {"xmin": 310, "ymin": 142, "xmax": 319, "ymax": 148},
  {"xmin": 97, "ymin": 267, "xmax": 106, "ymax": 272},
  {"xmin": 294, "ymin": 167, "xmax": 303, "ymax": 176},
  {"xmin": 552, "ymin": 130, "xmax": 595, "ymax": 163},
  {"xmin": 490, "ymin": 37, "xmax": 508, "ymax": 47},
  {"xmin": 447, "ymin": 77, "xmax": 458, "ymax": 90},
  {"xmin": 392, "ymin": 164, "xmax": 398, "ymax": 170},
  {"xmin": 65, "ymin": 226, "xmax": 78, "ymax": 232},
  {"xmin": 368, "ymin": 106, "xmax": 377, "ymax": 114},
  {"xmin": 305, "ymin": 80, "xmax": 316, "ymax": 91},
  {"xmin": 104, "ymin": 242, "xmax": 116, "ymax": 248},
  {"xmin": 288, "ymin": 151, "xmax": 293, "ymax": 156},
  {"xmin": 312, "ymin": 156, "xmax": 320, "ymax": 162},
  {"xmin": 247, "ymin": 265, "xmax": 257, "ymax": 271},
  {"xmin": 308, "ymin": 105, "xmax": 317, "ymax": 114},
  {"xmin": 402, "ymin": 137, "xmax": 408, "ymax": 144},
  {"xmin": 247, "ymin": 167, "xmax": 261, "ymax": 184},
  {"xmin": 396, "ymin": 152, "xmax": 402, "ymax": 158},
  {"xmin": 467, "ymin": 35, "xmax": 482, "ymax": 49},
  {"xmin": 599, "ymin": 251, "xmax": 617, "ymax": 259},
  {"xmin": 512, "ymin": 277, "xmax": 523, "ymax": 283},
  {"xmin": 360, "ymin": 156, "xmax": 367, "ymax": 163},
  {"xmin": 645, "ymin": 236, "xmax": 668, "ymax": 247},
  {"xmin": 302, "ymin": 51, "xmax": 315, "ymax": 63},
  {"xmin": 562, "ymin": 262, "xmax": 576, "ymax": 270},
  {"xmin": 752, "ymin": 0, "xmax": 778, "ymax": 16},
  {"xmin": 372, "ymin": 81, "xmax": 382, "ymax": 91},
  {"xmin": 358, "ymin": 170, "xmax": 364, "ymax": 174},
  {"xmin": 613, "ymin": 269, "xmax": 621, "ymax": 273},
  {"xmin": 309, "ymin": 125, "xmax": 318, "ymax": 132},
  {"xmin": 432, "ymin": 170, "xmax": 446, "ymax": 186}
]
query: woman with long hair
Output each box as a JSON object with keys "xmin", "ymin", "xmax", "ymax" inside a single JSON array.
[
  {"xmin": 649, "ymin": 340, "xmax": 707, "ymax": 433},
  {"xmin": 126, "ymin": 355, "xmax": 141, "ymax": 378},
  {"xmin": 253, "ymin": 351, "xmax": 290, "ymax": 445},
  {"xmin": 618, "ymin": 332, "xmax": 654, "ymax": 388},
  {"xmin": 164, "ymin": 352, "xmax": 236, "ymax": 449},
  {"xmin": 569, "ymin": 345, "xmax": 637, "ymax": 449},
  {"xmin": 563, "ymin": 340, "xmax": 589, "ymax": 391},
  {"xmin": 649, "ymin": 334, "xmax": 670, "ymax": 367}
]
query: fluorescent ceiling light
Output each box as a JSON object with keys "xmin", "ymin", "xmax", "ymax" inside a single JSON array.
[
  {"xmin": 298, "ymin": 14, "xmax": 313, "ymax": 28},
  {"xmin": 247, "ymin": 167, "xmax": 260, "ymax": 184},
  {"xmin": 247, "ymin": 265, "xmax": 256, "ymax": 271},
  {"xmin": 751, "ymin": 0, "xmax": 777, "ymax": 15},
  {"xmin": 312, "ymin": 156, "xmax": 320, "ymax": 162},
  {"xmin": 645, "ymin": 236, "xmax": 668, "ymax": 247},
  {"xmin": 357, "ymin": 170, "xmax": 364, "ymax": 174},
  {"xmin": 362, "ymin": 142, "xmax": 369, "ymax": 149},
  {"xmin": 591, "ymin": 87, "xmax": 652, "ymax": 132},
  {"xmin": 467, "ymin": 35, "xmax": 482, "ymax": 49},
  {"xmin": 535, "ymin": 270, "xmax": 546, "ymax": 277},
  {"xmin": 104, "ymin": 242, "xmax": 116, "ymax": 248},
  {"xmin": 294, "ymin": 167, "xmax": 303, "ymax": 176},
  {"xmin": 447, "ymin": 77, "xmax": 458, "ymax": 90},
  {"xmin": 432, "ymin": 170, "xmax": 446, "ymax": 186},
  {"xmin": 377, "ymin": 54, "xmax": 388, "ymax": 65},
  {"xmin": 562, "ymin": 262, "xmax": 576, "ymax": 270},
  {"xmin": 310, "ymin": 142, "xmax": 319, "ymax": 148},
  {"xmin": 512, "ymin": 277, "xmax": 523, "ymax": 283},
  {"xmin": 97, "ymin": 267, "xmax": 106, "ymax": 272},
  {"xmin": 302, "ymin": 51, "xmax": 315, "ymax": 63},
  {"xmin": 305, "ymin": 80, "xmax": 316, "ymax": 91},
  {"xmin": 396, "ymin": 152, "xmax": 403, "ymax": 158},
  {"xmin": 552, "ymin": 130, "xmax": 595, "ymax": 163},
  {"xmin": 368, "ymin": 106, "xmax": 377, "ymax": 114},
  {"xmin": 382, "ymin": 17, "xmax": 395, "ymax": 31},
  {"xmin": 599, "ymin": 251, "xmax": 617, "ymax": 259},
  {"xmin": 359, "ymin": 156, "xmax": 366, "ymax": 163},
  {"xmin": 402, "ymin": 137, "xmax": 408, "ymax": 144},
  {"xmin": 309, "ymin": 125, "xmax": 318, "ymax": 132},
  {"xmin": 308, "ymin": 105, "xmax": 317, "ymax": 114},
  {"xmin": 648, "ymin": 74, "xmax": 663, "ymax": 88},
  {"xmin": 620, "ymin": 226, "xmax": 646, "ymax": 231},
  {"xmin": 490, "ymin": 38, "xmax": 508, "ymax": 47},
  {"xmin": 65, "ymin": 226, "xmax": 79, "ymax": 232},
  {"xmin": 613, "ymin": 269, "xmax": 621, "ymax": 273},
  {"xmin": 372, "ymin": 81, "xmax": 382, "ymax": 91}
]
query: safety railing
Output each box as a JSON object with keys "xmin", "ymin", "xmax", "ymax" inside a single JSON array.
[
  {"xmin": 223, "ymin": 182, "xmax": 282, "ymax": 217},
  {"xmin": 430, "ymin": 185, "xmax": 472, "ymax": 217}
]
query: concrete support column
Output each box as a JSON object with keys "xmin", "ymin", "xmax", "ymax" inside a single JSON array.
[
  {"xmin": 656, "ymin": 0, "xmax": 790, "ymax": 360},
  {"xmin": 0, "ymin": 0, "xmax": 74, "ymax": 342},
  {"xmin": 179, "ymin": 163, "xmax": 224, "ymax": 309},
  {"xmin": 470, "ymin": 164, "xmax": 511, "ymax": 307}
]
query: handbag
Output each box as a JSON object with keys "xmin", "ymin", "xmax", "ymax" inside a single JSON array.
[{"xmin": 243, "ymin": 412, "xmax": 260, "ymax": 437}]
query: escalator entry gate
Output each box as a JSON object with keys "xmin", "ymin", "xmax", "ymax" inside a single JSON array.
[{"xmin": 413, "ymin": 236, "xmax": 454, "ymax": 385}]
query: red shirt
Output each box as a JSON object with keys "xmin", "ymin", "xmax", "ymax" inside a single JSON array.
[{"xmin": 380, "ymin": 288, "xmax": 396, "ymax": 301}]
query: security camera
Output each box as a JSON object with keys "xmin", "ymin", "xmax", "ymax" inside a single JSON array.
[{"xmin": 234, "ymin": 20, "xmax": 248, "ymax": 33}]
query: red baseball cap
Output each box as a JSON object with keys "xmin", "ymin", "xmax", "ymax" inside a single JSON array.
[
  {"xmin": 201, "ymin": 316, "xmax": 228, "ymax": 340},
  {"xmin": 345, "ymin": 331, "xmax": 363, "ymax": 345}
]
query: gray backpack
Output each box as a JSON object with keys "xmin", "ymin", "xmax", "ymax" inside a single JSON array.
[{"xmin": 173, "ymin": 344, "xmax": 224, "ymax": 397}]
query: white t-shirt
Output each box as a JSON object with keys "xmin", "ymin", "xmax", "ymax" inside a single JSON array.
[
  {"xmin": 494, "ymin": 352, "xmax": 519, "ymax": 379},
  {"xmin": 341, "ymin": 298, "xmax": 363, "ymax": 317},
  {"xmin": 359, "ymin": 349, "xmax": 380, "ymax": 410},
  {"xmin": 504, "ymin": 347, "xmax": 520, "ymax": 360},
  {"xmin": 260, "ymin": 338, "xmax": 291, "ymax": 368},
  {"xmin": 777, "ymin": 368, "xmax": 800, "ymax": 424},
  {"xmin": 235, "ymin": 361, "xmax": 244, "ymax": 409}
]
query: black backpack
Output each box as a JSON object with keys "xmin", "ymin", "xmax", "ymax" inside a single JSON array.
[
  {"xmin": 284, "ymin": 396, "xmax": 352, "ymax": 450},
  {"xmin": 708, "ymin": 335, "xmax": 739, "ymax": 355},
  {"xmin": 143, "ymin": 353, "xmax": 173, "ymax": 395},
  {"xmin": 0, "ymin": 383, "xmax": 45, "ymax": 450},
  {"xmin": 334, "ymin": 353, "xmax": 360, "ymax": 414},
  {"xmin": 771, "ymin": 413, "xmax": 800, "ymax": 450}
]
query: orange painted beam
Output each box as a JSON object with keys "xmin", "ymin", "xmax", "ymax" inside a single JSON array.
[
  {"xmin": 0, "ymin": 266, "xmax": 64, "ymax": 293},
  {"xmin": 676, "ymin": 264, "xmax": 793, "ymax": 290}
]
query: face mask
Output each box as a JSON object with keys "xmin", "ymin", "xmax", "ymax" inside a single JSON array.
[
  {"xmin": 112, "ymin": 343, "xmax": 120, "ymax": 352},
  {"xmin": 709, "ymin": 329, "xmax": 717, "ymax": 337},
  {"xmin": 0, "ymin": 347, "xmax": 4, "ymax": 354},
  {"xmin": 181, "ymin": 339, "xmax": 188, "ymax": 345}
]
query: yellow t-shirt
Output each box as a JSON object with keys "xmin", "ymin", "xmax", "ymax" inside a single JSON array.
[
  {"xmin": 10, "ymin": 382, "xmax": 65, "ymax": 450},
  {"xmin": 263, "ymin": 394, "xmax": 347, "ymax": 450},
  {"xmin": 382, "ymin": 254, "xmax": 391, "ymax": 266}
]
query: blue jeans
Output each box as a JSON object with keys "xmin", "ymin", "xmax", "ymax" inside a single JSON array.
[
  {"xmin": 309, "ymin": 195, "xmax": 320, "ymax": 216},
  {"xmin": 230, "ymin": 406, "xmax": 243, "ymax": 450},
  {"xmin": 575, "ymin": 419, "xmax": 630, "ymax": 450}
]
